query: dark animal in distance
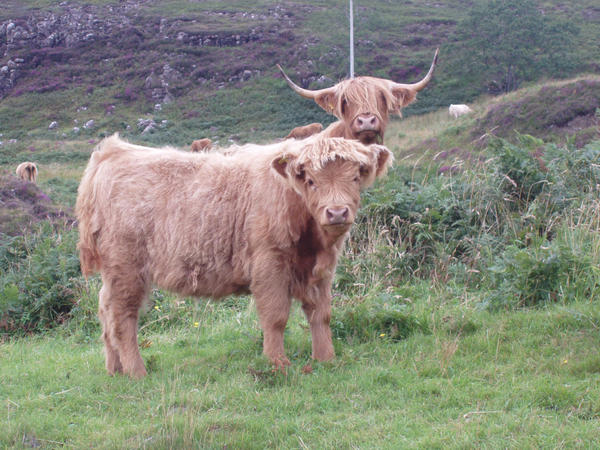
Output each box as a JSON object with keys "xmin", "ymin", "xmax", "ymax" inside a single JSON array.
[
  {"xmin": 16, "ymin": 162, "xmax": 38, "ymax": 183},
  {"xmin": 190, "ymin": 138, "xmax": 213, "ymax": 152}
]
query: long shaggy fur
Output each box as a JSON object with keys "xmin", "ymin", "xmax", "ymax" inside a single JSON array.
[
  {"xmin": 76, "ymin": 134, "xmax": 392, "ymax": 378},
  {"xmin": 15, "ymin": 162, "xmax": 38, "ymax": 183}
]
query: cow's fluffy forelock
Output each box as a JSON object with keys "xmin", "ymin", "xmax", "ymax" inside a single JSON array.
[{"xmin": 332, "ymin": 78, "xmax": 397, "ymax": 122}]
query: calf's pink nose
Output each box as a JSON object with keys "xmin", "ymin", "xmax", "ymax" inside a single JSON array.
[{"xmin": 326, "ymin": 207, "xmax": 349, "ymax": 225}]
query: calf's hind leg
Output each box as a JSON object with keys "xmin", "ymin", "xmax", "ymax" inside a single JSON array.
[
  {"xmin": 99, "ymin": 274, "xmax": 148, "ymax": 379},
  {"xmin": 98, "ymin": 283, "xmax": 123, "ymax": 375}
]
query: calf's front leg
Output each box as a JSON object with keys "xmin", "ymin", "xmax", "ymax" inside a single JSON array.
[
  {"xmin": 254, "ymin": 288, "xmax": 292, "ymax": 370},
  {"xmin": 251, "ymin": 258, "xmax": 293, "ymax": 370},
  {"xmin": 301, "ymin": 287, "xmax": 335, "ymax": 361}
]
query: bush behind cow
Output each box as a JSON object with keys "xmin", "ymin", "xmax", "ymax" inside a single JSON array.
[{"xmin": 76, "ymin": 134, "xmax": 392, "ymax": 378}]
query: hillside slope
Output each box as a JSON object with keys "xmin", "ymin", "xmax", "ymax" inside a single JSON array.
[
  {"xmin": 387, "ymin": 76, "xmax": 600, "ymax": 167},
  {"xmin": 0, "ymin": 0, "xmax": 598, "ymax": 146}
]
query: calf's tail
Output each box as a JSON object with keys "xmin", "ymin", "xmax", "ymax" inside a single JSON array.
[{"xmin": 75, "ymin": 136, "xmax": 121, "ymax": 277}]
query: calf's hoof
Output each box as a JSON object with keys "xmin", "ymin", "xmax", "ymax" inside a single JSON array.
[{"xmin": 269, "ymin": 355, "xmax": 291, "ymax": 373}]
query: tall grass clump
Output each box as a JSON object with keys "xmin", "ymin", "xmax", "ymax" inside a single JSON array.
[
  {"xmin": 331, "ymin": 291, "xmax": 430, "ymax": 344},
  {"xmin": 0, "ymin": 222, "xmax": 84, "ymax": 335},
  {"xmin": 339, "ymin": 136, "xmax": 600, "ymax": 310}
]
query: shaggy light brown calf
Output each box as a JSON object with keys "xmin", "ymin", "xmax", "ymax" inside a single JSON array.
[
  {"xmin": 278, "ymin": 48, "xmax": 439, "ymax": 145},
  {"xmin": 76, "ymin": 134, "xmax": 392, "ymax": 378},
  {"xmin": 285, "ymin": 122, "xmax": 324, "ymax": 140},
  {"xmin": 190, "ymin": 138, "xmax": 212, "ymax": 152},
  {"xmin": 16, "ymin": 162, "xmax": 38, "ymax": 183}
]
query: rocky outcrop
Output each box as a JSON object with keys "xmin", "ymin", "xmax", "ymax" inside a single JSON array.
[{"xmin": 0, "ymin": 2, "xmax": 321, "ymax": 100}]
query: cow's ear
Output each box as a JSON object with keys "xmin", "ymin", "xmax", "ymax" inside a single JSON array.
[
  {"xmin": 358, "ymin": 145, "xmax": 392, "ymax": 188},
  {"xmin": 391, "ymin": 87, "xmax": 417, "ymax": 111},
  {"xmin": 314, "ymin": 92, "xmax": 339, "ymax": 116}
]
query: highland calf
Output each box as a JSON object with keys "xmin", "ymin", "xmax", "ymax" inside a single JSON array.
[
  {"xmin": 15, "ymin": 162, "xmax": 38, "ymax": 183},
  {"xmin": 448, "ymin": 104, "xmax": 472, "ymax": 118},
  {"xmin": 285, "ymin": 122, "xmax": 324, "ymax": 140},
  {"xmin": 76, "ymin": 134, "xmax": 392, "ymax": 378},
  {"xmin": 278, "ymin": 48, "xmax": 439, "ymax": 145},
  {"xmin": 190, "ymin": 138, "xmax": 212, "ymax": 152}
]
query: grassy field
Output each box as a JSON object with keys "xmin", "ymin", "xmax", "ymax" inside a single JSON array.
[
  {"xmin": 1, "ymin": 295, "xmax": 599, "ymax": 448},
  {"xmin": 2, "ymin": 279, "xmax": 600, "ymax": 448},
  {"xmin": 1, "ymin": 73, "xmax": 600, "ymax": 447}
]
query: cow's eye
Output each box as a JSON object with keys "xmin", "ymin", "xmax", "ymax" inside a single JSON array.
[
  {"xmin": 341, "ymin": 99, "xmax": 348, "ymax": 115},
  {"xmin": 353, "ymin": 176, "xmax": 360, "ymax": 183},
  {"xmin": 307, "ymin": 178, "xmax": 317, "ymax": 190}
]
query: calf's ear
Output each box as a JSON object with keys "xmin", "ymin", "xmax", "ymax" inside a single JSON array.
[
  {"xmin": 272, "ymin": 154, "xmax": 300, "ymax": 179},
  {"xmin": 371, "ymin": 144, "xmax": 393, "ymax": 178},
  {"xmin": 359, "ymin": 145, "xmax": 393, "ymax": 188},
  {"xmin": 272, "ymin": 155, "xmax": 291, "ymax": 179}
]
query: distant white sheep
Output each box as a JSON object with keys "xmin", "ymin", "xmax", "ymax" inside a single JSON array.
[
  {"xmin": 449, "ymin": 104, "xmax": 472, "ymax": 118},
  {"xmin": 16, "ymin": 162, "xmax": 38, "ymax": 183}
]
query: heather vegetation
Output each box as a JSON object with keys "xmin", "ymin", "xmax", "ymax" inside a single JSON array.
[{"xmin": 1, "ymin": 0, "xmax": 600, "ymax": 447}]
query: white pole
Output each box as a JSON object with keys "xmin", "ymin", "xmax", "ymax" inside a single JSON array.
[{"xmin": 349, "ymin": 0, "xmax": 355, "ymax": 78}]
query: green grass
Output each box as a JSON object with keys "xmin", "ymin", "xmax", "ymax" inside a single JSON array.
[
  {"xmin": 2, "ymin": 0, "xmax": 598, "ymax": 144},
  {"xmin": 1, "ymin": 289, "xmax": 599, "ymax": 448}
]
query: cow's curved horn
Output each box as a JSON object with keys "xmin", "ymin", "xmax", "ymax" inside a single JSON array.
[
  {"xmin": 277, "ymin": 64, "xmax": 337, "ymax": 100},
  {"xmin": 390, "ymin": 48, "xmax": 439, "ymax": 92}
]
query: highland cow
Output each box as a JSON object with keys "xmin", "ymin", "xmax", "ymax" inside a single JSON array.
[
  {"xmin": 285, "ymin": 122, "xmax": 324, "ymax": 140},
  {"xmin": 76, "ymin": 134, "xmax": 392, "ymax": 378},
  {"xmin": 15, "ymin": 162, "xmax": 38, "ymax": 183},
  {"xmin": 190, "ymin": 138, "xmax": 212, "ymax": 152},
  {"xmin": 278, "ymin": 48, "xmax": 439, "ymax": 145}
]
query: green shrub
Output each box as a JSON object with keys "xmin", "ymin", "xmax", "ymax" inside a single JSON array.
[
  {"xmin": 487, "ymin": 134, "xmax": 549, "ymax": 204},
  {"xmin": 344, "ymin": 137, "xmax": 600, "ymax": 294},
  {"xmin": 0, "ymin": 223, "xmax": 84, "ymax": 334},
  {"xmin": 482, "ymin": 227, "xmax": 600, "ymax": 310}
]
